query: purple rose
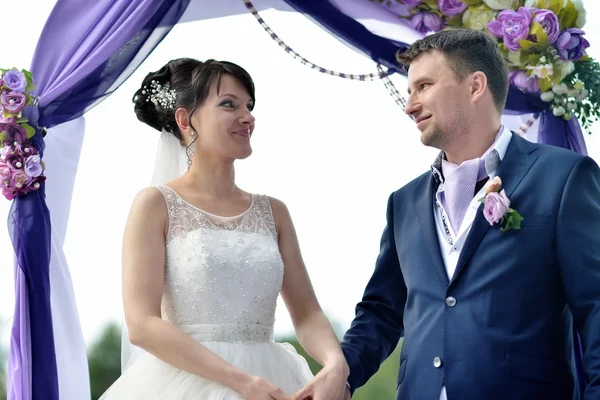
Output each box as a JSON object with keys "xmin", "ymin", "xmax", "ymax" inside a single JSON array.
[
  {"xmin": 2, "ymin": 70, "xmax": 27, "ymax": 92},
  {"xmin": 438, "ymin": 0, "xmax": 468, "ymax": 16},
  {"xmin": 530, "ymin": 9, "xmax": 559, "ymax": 44},
  {"xmin": 509, "ymin": 69, "xmax": 540, "ymax": 93},
  {"xmin": 555, "ymin": 28, "xmax": 590, "ymax": 61},
  {"xmin": 403, "ymin": 0, "xmax": 423, "ymax": 5},
  {"xmin": 488, "ymin": 7, "xmax": 532, "ymax": 51},
  {"xmin": 0, "ymin": 145, "xmax": 12, "ymax": 161},
  {"xmin": 0, "ymin": 162, "xmax": 10, "ymax": 184},
  {"xmin": 19, "ymin": 175, "xmax": 45, "ymax": 195},
  {"xmin": 410, "ymin": 12, "xmax": 445, "ymax": 33},
  {"xmin": 0, "ymin": 104, "xmax": 17, "ymax": 124},
  {"xmin": 5, "ymin": 153, "xmax": 25, "ymax": 171},
  {"xmin": 1, "ymin": 90, "xmax": 27, "ymax": 114},
  {"xmin": 1, "ymin": 123, "xmax": 27, "ymax": 144},
  {"xmin": 11, "ymin": 169, "xmax": 29, "ymax": 189},
  {"xmin": 24, "ymin": 155, "xmax": 42, "ymax": 177},
  {"xmin": 16, "ymin": 143, "xmax": 37, "ymax": 157},
  {"xmin": 483, "ymin": 189, "xmax": 511, "ymax": 225}
]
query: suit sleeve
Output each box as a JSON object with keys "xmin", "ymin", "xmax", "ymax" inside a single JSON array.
[
  {"xmin": 341, "ymin": 192, "xmax": 407, "ymax": 392},
  {"xmin": 555, "ymin": 156, "xmax": 600, "ymax": 398}
]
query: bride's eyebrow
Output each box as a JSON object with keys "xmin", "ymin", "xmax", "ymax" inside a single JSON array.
[{"xmin": 218, "ymin": 93, "xmax": 239, "ymax": 99}]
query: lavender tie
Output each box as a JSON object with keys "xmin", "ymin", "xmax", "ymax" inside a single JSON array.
[{"xmin": 443, "ymin": 150, "xmax": 499, "ymax": 235}]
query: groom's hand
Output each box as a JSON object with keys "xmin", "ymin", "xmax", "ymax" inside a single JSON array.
[{"xmin": 291, "ymin": 362, "xmax": 348, "ymax": 400}]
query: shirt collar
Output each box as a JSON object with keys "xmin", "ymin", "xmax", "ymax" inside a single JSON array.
[{"xmin": 431, "ymin": 125, "xmax": 511, "ymax": 184}]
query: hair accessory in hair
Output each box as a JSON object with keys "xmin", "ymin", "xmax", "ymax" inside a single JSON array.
[{"xmin": 142, "ymin": 80, "xmax": 177, "ymax": 109}]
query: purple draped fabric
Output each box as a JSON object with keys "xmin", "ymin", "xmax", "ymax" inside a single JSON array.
[
  {"xmin": 7, "ymin": 1, "xmax": 191, "ymax": 399},
  {"xmin": 504, "ymin": 87, "xmax": 588, "ymax": 155}
]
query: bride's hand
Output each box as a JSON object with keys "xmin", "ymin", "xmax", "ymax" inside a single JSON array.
[
  {"xmin": 291, "ymin": 359, "xmax": 349, "ymax": 400},
  {"xmin": 237, "ymin": 375, "xmax": 291, "ymax": 400}
]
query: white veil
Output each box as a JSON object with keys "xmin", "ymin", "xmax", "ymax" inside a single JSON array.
[{"xmin": 120, "ymin": 129, "xmax": 188, "ymax": 373}]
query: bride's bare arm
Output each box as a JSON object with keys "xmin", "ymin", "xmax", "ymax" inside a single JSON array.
[
  {"xmin": 269, "ymin": 197, "xmax": 349, "ymax": 398},
  {"xmin": 122, "ymin": 187, "xmax": 289, "ymax": 400}
]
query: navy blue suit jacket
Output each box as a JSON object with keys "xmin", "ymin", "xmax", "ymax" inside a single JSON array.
[{"xmin": 341, "ymin": 134, "xmax": 600, "ymax": 400}]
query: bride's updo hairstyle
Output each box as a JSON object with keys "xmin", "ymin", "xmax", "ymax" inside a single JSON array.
[{"xmin": 133, "ymin": 58, "xmax": 256, "ymax": 145}]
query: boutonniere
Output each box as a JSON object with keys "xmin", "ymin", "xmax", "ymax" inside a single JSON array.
[{"xmin": 479, "ymin": 176, "xmax": 523, "ymax": 231}]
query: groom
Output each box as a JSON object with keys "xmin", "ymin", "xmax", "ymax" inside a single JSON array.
[{"xmin": 341, "ymin": 29, "xmax": 600, "ymax": 400}]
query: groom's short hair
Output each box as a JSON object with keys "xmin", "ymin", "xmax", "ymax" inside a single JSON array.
[{"xmin": 396, "ymin": 29, "xmax": 509, "ymax": 113}]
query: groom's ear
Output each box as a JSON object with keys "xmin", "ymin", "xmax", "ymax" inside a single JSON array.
[{"xmin": 469, "ymin": 71, "xmax": 488, "ymax": 104}]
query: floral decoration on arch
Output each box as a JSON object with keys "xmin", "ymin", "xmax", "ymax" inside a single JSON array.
[
  {"xmin": 373, "ymin": 0, "xmax": 600, "ymax": 134},
  {"xmin": 0, "ymin": 68, "xmax": 45, "ymax": 200}
]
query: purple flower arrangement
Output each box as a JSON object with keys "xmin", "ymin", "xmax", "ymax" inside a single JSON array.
[
  {"xmin": 0, "ymin": 68, "xmax": 45, "ymax": 200},
  {"xmin": 373, "ymin": 0, "xmax": 599, "ymax": 132}
]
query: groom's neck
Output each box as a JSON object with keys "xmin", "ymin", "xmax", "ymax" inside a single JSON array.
[{"xmin": 444, "ymin": 122, "xmax": 501, "ymax": 165}]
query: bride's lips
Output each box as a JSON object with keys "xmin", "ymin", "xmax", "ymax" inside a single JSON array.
[
  {"xmin": 416, "ymin": 115, "xmax": 431, "ymax": 131},
  {"xmin": 233, "ymin": 129, "xmax": 251, "ymax": 138}
]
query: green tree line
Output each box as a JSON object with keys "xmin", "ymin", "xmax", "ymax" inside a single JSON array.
[{"xmin": 1, "ymin": 321, "xmax": 401, "ymax": 399}]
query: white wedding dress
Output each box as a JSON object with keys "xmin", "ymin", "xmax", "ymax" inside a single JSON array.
[{"xmin": 100, "ymin": 186, "xmax": 314, "ymax": 399}]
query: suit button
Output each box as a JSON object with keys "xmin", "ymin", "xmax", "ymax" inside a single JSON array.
[
  {"xmin": 445, "ymin": 296, "xmax": 457, "ymax": 307},
  {"xmin": 433, "ymin": 357, "xmax": 442, "ymax": 368}
]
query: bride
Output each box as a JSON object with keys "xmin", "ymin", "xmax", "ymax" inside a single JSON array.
[{"xmin": 100, "ymin": 58, "xmax": 348, "ymax": 399}]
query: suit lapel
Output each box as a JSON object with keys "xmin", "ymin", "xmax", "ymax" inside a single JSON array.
[
  {"xmin": 449, "ymin": 133, "xmax": 539, "ymax": 286},
  {"xmin": 414, "ymin": 174, "xmax": 449, "ymax": 286}
]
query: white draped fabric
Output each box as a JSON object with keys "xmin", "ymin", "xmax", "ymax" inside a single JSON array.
[{"xmin": 43, "ymin": 117, "xmax": 90, "ymax": 399}]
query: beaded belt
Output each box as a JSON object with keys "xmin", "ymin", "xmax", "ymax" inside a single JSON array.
[{"xmin": 179, "ymin": 323, "xmax": 274, "ymax": 343}]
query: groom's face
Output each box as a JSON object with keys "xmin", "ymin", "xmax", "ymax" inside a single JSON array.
[{"xmin": 405, "ymin": 51, "xmax": 467, "ymax": 151}]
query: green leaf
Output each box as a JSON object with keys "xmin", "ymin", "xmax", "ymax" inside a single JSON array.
[
  {"xmin": 461, "ymin": 0, "xmax": 482, "ymax": 5},
  {"xmin": 0, "ymin": 133, "xmax": 5, "ymax": 142},
  {"xmin": 558, "ymin": 0, "xmax": 578, "ymax": 29},
  {"xmin": 530, "ymin": 21, "xmax": 549, "ymax": 48},
  {"xmin": 546, "ymin": 0, "xmax": 561, "ymax": 15},
  {"xmin": 510, "ymin": 210, "xmax": 524, "ymax": 230},
  {"xmin": 22, "ymin": 123, "xmax": 36, "ymax": 139},
  {"xmin": 16, "ymin": 118, "xmax": 28, "ymax": 124},
  {"xmin": 539, "ymin": 77, "xmax": 552, "ymax": 92},
  {"xmin": 446, "ymin": 14, "xmax": 463, "ymax": 27},
  {"xmin": 518, "ymin": 39, "xmax": 537, "ymax": 50},
  {"xmin": 422, "ymin": 0, "xmax": 439, "ymax": 8},
  {"xmin": 501, "ymin": 210, "xmax": 523, "ymax": 231},
  {"xmin": 21, "ymin": 69, "xmax": 36, "ymax": 92},
  {"xmin": 3, "ymin": 109, "xmax": 17, "ymax": 119}
]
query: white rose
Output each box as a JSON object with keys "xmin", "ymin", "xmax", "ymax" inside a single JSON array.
[
  {"xmin": 483, "ymin": 0, "xmax": 520, "ymax": 10},
  {"xmin": 571, "ymin": 0, "xmax": 586, "ymax": 28},
  {"xmin": 576, "ymin": 89, "xmax": 589, "ymax": 101},
  {"xmin": 540, "ymin": 91, "xmax": 555, "ymax": 102},
  {"xmin": 559, "ymin": 61, "xmax": 575, "ymax": 80},
  {"xmin": 524, "ymin": 0, "xmax": 542, "ymax": 7},
  {"xmin": 462, "ymin": 4, "xmax": 497, "ymax": 31},
  {"xmin": 552, "ymin": 83, "xmax": 569, "ymax": 95},
  {"xmin": 560, "ymin": 0, "xmax": 586, "ymax": 27},
  {"xmin": 552, "ymin": 106, "xmax": 566, "ymax": 116},
  {"xmin": 567, "ymin": 102, "xmax": 577, "ymax": 111},
  {"xmin": 567, "ymin": 88, "xmax": 580, "ymax": 97}
]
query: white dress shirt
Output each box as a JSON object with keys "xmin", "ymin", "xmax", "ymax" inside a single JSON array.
[{"xmin": 433, "ymin": 126, "xmax": 512, "ymax": 400}]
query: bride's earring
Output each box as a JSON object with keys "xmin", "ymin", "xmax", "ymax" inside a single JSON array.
[{"xmin": 186, "ymin": 130, "xmax": 197, "ymax": 168}]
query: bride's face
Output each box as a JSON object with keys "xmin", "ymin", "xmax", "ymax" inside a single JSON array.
[{"xmin": 191, "ymin": 74, "xmax": 255, "ymax": 161}]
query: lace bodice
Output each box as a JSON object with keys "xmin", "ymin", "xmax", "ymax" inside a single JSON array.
[{"xmin": 156, "ymin": 186, "xmax": 284, "ymax": 342}]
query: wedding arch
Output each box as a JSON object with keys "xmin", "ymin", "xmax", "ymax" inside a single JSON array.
[{"xmin": 2, "ymin": 0, "xmax": 595, "ymax": 399}]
